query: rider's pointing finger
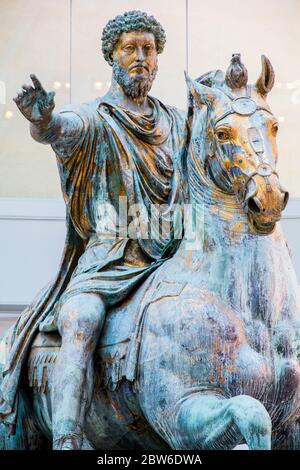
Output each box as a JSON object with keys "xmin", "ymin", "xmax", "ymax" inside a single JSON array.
[{"xmin": 30, "ymin": 74, "xmax": 44, "ymax": 92}]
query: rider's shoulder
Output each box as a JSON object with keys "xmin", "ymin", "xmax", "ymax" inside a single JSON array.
[
  {"xmin": 59, "ymin": 97, "xmax": 100, "ymax": 111},
  {"xmin": 166, "ymin": 103, "xmax": 186, "ymax": 119},
  {"xmin": 162, "ymin": 101, "xmax": 187, "ymax": 128},
  {"xmin": 56, "ymin": 98, "xmax": 103, "ymax": 126},
  {"xmin": 149, "ymin": 95, "xmax": 186, "ymax": 121}
]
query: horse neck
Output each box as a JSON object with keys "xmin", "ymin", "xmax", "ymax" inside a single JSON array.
[
  {"xmin": 181, "ymin": 107, "xmax": 272, "ymax": 249},
  {"xmin": 183, "ymin": 129, "xmax": 253, "ymax": 252},
  {"xmin": 175, "ymin": 121, "xmax": 299, "ymax": 324}
]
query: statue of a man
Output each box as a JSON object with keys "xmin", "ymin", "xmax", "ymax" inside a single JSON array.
[{"xmin": 0, "ymin": 11, "xmax": 186, "ymax": 449}]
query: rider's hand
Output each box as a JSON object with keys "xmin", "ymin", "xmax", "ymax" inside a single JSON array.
[{"xmin": 13, "ymin": 74, "xmax": 55, "ymax": 126}]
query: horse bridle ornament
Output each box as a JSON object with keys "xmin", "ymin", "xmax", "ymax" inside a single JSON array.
[
  {"xmin": 209, "ymin": 89, "xmax": 279, "ymax": 210},
  {"xmin": 213, "ymin": 85, "xmax": 274, "ymax": 125}
]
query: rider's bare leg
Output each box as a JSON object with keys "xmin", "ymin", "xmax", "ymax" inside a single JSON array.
[{"xmin": 51, "ymin": 293, "xmax": 105, "ymax": 450}]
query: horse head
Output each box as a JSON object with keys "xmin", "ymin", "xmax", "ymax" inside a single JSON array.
[{"xmin": 186, "ymin": 54, "xmax": 289, "ymax": 235}]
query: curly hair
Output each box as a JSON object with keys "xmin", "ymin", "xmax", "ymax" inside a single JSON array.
[{"xmin": 101, "ymin": 10, "xmax": 166, "ymax": 64}]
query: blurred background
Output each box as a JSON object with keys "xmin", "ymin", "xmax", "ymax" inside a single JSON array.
[{"xmin": 0, "ymin": 0, "xmax": 300, "ymax": 334}]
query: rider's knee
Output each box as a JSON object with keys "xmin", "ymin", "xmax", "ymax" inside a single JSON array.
[{"xmin": 58, "ymin": 293, "xmax": 105, "ymax": 339}]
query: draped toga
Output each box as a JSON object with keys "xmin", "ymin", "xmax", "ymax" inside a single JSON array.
[{"xmin": 0, "ymin": 95, "xmax": 186, "ymax": 427}]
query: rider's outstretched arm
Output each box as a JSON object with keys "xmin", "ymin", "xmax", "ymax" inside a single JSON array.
[{"xmin": 14, "ymin": 74, "xmax": 84, "ymax": 155}]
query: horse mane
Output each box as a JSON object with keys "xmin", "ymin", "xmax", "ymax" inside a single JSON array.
[
  {"xmin": 184, "ymin": 103, "xmax": 211, "ymax": 205},
  {"xmin": 187, "ymin": 69, "xmax": 228, "ymax": 117},
  {"xmin": 186, "ymin": 69, "xmax": 226, "ymax": 189},
  {"xmin": 184, "ymin": 68, "xmax": 242, "ymax": 209}
]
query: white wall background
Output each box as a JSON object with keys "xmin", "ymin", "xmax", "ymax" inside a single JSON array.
[
  {"xmin": 1, "ymin": 0, "xmax": 300, "ymax": 197},
  {"xmin": 0, "ymin": 0, "xmax": 300, "ymax": 335}
]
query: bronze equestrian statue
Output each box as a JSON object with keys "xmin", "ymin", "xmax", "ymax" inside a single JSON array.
[{"xmin": 1, "ymin": 13, "xmax": 300, "ymax": 450}]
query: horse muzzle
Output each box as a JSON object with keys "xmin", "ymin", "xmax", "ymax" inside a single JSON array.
[{"xmin": 243, "ymin": 171, "xmax": 289, "ymax": 235}]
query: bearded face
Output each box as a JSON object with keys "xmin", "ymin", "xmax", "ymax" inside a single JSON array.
[
  {"xmin": 111, "ymin": 31, "xmax": 158, "ymax": 100},
  {"xmin": 112, "ymin": 61, "xmax": 157, "ymax": 99}
]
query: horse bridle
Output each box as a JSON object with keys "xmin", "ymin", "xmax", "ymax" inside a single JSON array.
[
  {"xmin": 213, "ymin": 85, "xmax": 274, "ymax": 126},
  {"xmin": 209, "ymin": 87, "xmax": 279, "ymax": 208}
]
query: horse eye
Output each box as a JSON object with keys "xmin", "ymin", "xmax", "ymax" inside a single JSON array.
[{"xmin": 216, "ymin": 130, "xmax": 230, "ymax": 142}]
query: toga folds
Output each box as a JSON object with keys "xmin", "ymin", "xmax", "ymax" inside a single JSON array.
[{"xmin": 0, "ymin": 95, "xmax": 186, "ymax": 426}]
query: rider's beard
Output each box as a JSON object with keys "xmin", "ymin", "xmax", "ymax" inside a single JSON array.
[{"xmin": 112, "ymin": 62, "xmax": 157, "ymax": 99}]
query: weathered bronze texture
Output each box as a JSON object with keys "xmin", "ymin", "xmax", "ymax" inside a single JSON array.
[{"xmin": 0, "ymin": 14, "xmax": 300, "ymax": 450}]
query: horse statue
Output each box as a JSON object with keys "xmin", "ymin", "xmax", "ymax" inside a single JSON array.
[{"xmin": 1, "ymin": 54, "xmax": 300, "ymax": 450}]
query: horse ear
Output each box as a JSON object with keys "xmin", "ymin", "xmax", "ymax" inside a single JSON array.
[
  {"xmin": 185, "ymin": 71, "xmax": 223, "ymax": 109},
  {"xmin": 255, "ymin": 55, "xmax": 275, "ymax": 96}
]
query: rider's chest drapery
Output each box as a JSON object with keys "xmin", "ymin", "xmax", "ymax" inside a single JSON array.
[
  {"xmin": 43, "ymin": 98, "xmax": 186, "ymax": 315},
  {"xmin": 56, "ymin": 96, "xmax": 185, "ymax": 259}
]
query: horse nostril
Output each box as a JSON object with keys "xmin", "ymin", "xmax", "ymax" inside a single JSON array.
[
  {"xmin": 282, "ymin": 191, "xmax": 289, "ymax": 211},
  {"xmin": 248, "ymin": 197, "xmax": 262, "ymax": 214}
]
